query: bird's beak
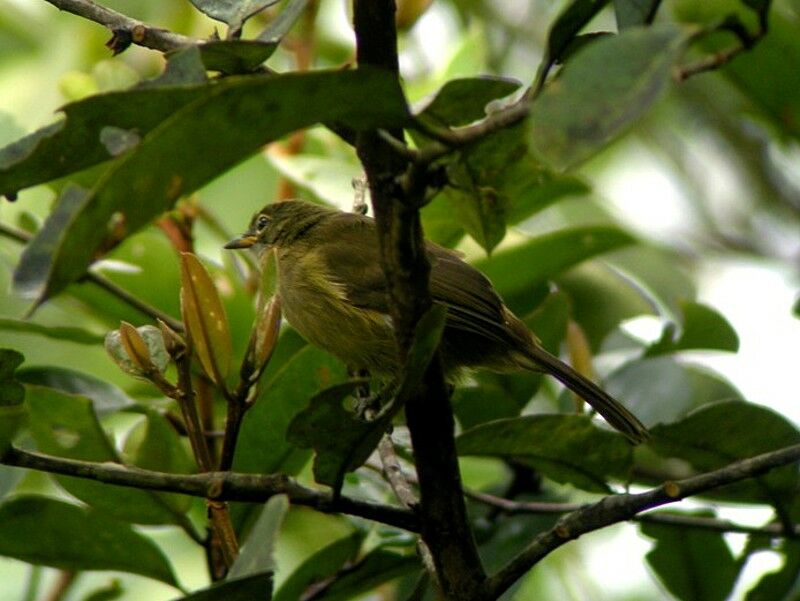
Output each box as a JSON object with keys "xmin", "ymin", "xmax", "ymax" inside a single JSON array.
[{"xmin": 223, "ymin": 234, "xmax": 258, "ymax": 249}]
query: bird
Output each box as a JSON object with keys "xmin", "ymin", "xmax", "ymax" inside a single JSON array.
[{"xmin": 224, "ymin": 200, "xmax": 648, "ymax": 444}]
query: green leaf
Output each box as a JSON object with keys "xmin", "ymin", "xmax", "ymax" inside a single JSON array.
[
  {"xmin": 646, "ymin": 301, "xmax": 739, "ymax": 356},
  {"xmin": 16, "ymin": 366, "xmax": 134, "ymax": 415},
  {"xmin": 642, "ymin": 511, "xmax": 739, "ymax": 601},
  {"xmin": 0, "ymin": 495, "xmax": 177, "ymax": 586},
  {"xmin": 188, "ymin": 0, "xmax": 275, "ymax": 31},
  {"xmin": 26, "ymin": 385, "xmax": 189, "ymax": 524},
  {"xmin": 649, "ymin": 400, "xmax": 800, "ymax": 503},
  {"xmin": 310, "ymin": 549, "xmax": 419, "ymax": 601},
  {"xmin": 257, "ymin": 0, "xmax": 311, "ymax": 43},
  {"xmin": 180, "ymin": 253, "xmax": 233, "ymax": 388},
  {"xmin": 273, "ymin": 533, "xmax": 362, "ymax": 601},
  {"xmin": 444, "ymin": 124, "xmax": 589, "ymax": 253},
  {"xmin": 147, "ymin": 46, "xmax": 208, "ymax": 87},
  {"xmin": 457, "ymin": 415, "xmax": 633, "ymax": 492},
  {"xmin": 0, "ymin": 349, "xmax": 25, "ymax": 452},
  {"xmin": 13, "ymin": 67, "xmax": 408, "ymax": 304},
  {"xmin": 82, "ymin": 579, "xmax": 124, "ymax": 601},
  {"xmin": 529, "ymin": 24, "xmax": 689, "ymax": 169},
  {"xmin": 613, "ymin": 0, "xmax": 662, "ymax": 28},
  {"xmin": 745, "ymin": 541, "xmax": 800, "ymax": 601},
  {"xmin": 172, "ymin": 573, "xmax": 273, "ymax": 601},
  {"xmin": 197, "ymin": 40, "xmax": 278, "ymax": 74},
  {"xmin": 287, "ymin": 381, "xmax": 378, "ymax": 489},
  {"xmin": 229, "ymin": 495, "xmax": 288, "ymax": 578},
  {"xmin": 605, "ymin": 357, "xmax": 741, "ymax": 426},
  {"xmin": 0, "ymin": 318, "xmax": 103, "ymax": 345},
  {"xmin": 474, "ymin": 226, "xmax": 636, "ymax": 307},
  {"xmin": 417, "ymin": 76, "xmax": 521, "ymax": 126},
  {"xmin": 395, "ymin": 304, "xmax": 448, "ymax": 402}
]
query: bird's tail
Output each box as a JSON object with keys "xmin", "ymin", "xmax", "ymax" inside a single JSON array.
[{"xmin": 522, "ymin": 345, "xmax": 649, "ymax": 444}]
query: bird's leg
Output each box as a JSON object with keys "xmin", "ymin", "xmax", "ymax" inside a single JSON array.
[{"xmin": 349, "ymin": 367, "xmax": 382, "ymax": 418}]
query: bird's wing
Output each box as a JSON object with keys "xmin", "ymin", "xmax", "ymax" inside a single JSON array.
[{"xmin": 316, "ymin": 215, "xmax": 523, "ymax": 346}]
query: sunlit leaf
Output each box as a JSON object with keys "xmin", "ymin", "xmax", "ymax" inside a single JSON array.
[
  {"xmin": 646, "ymin": 301, "xmax": 739, "ymax": 356},
  {"xmin": 0, "ymin": 318, "xmax": 104, "ymax": 345},
  {"xmin": 0, "ymin": 496, "xmax": 177, "ymax": 585}
]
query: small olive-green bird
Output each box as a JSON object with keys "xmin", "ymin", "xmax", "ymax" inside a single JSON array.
[{"xmin": 225, "ymin": 200, "xmax": 647, "ymax": 444}]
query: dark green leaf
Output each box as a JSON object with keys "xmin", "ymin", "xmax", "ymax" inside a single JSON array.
[
  {"xmin": 0, "ymin": 495, "xmax": 177, "ymax": 585},
  {"xmin": 475, "ymin": 226, "xmax": 636, "ymax": 305},
  {"xmin": 81, "ymin": 579, "xmax": 124, "ymax": 601},
  {"xmin": 26, "ymin": 385, "xmax": 189, "ymax": 524},
  {"xmin": 0, "ymin": 349, "xmax": 25, "ymax": 452},
  {"xmin": 273, "ymin": 533, "xmax": 363, "ymax": 601},
  {"xmin": 172, "ymin": 572, "xmax": 273, "ymax": 601},
  {"xmin": 745, "ymin": 541, "xmax": 800, "ymax": 601},
  {"xmin": 536, "ymin": 0, "xmax": 611, "ymax": 87},
  {"xmin": 417, "ymin": 76, "xmax": 521, "ymax": 126},
  {"xmin": 614, "ymin": 0, "xmax": 662, "ymax": 28},
  {"xmin": 605, "ymin": 357, "xmax": 741, "ymax": 426},
  {"xmin": 529, "ymin": 25, "xmax": 689, "ymax": 169},
  {"xmin": 0, "ymin": 319, "xmax": 103, "ymax": 345},
  {"xmin": 457, "ymin": 415, "xmax": 633, "ymax": 492},
  {"xmin": 650, "ymin": 400, "xmax": 800, "ymax": 503},
  {"xmin": 444, "ymin": 124, "xmax": 589, "ymax": 253},
  {"xmin": 313, "ymin": 549, "xmax": 419, "ymax": 601},
  {"xmin": 287, "ymin": 381, "xmax": 378, "ymax": 489},
  {"xmin": 646, "ymin": 301, "xmax": 739, "ymax": 356},
  {"xmin": 147, "ymin": 46, "xmax": 208, "ymax": 86},
  {"xmin": 17, "ymin": 366, "xmax": 135, "ymax": 415},
  {"xmin": 642, "ymin": 512, "xmax": 739, "ymax": 601},
  {"xmin": 229, "ymin": 495, "xmax": 288, "ymax": 578},
  {"xmin": 13, "ymin": 68, "xmax": 408, "ymax": 305},
  {"xmin": 197, "ymin": 40, "xmax": 278, "ymax": 74}
]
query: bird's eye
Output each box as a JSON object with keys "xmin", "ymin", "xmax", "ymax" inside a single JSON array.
[{"xmin": 256, "ymin": 215, "xmax": 269, "ymax": 231}]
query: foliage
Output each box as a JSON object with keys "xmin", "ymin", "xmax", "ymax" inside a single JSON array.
[{"xmin": 0, "ymin": 0, "xmax": 797, "ymax": 600}]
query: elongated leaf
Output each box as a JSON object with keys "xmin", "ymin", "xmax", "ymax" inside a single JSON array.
[
  {"xmin": 180, "ymin": 253, "xmax": 232, "ymax": 388},
  {"xmin": 0, "ymin": 496, "xmax": 177, "ymax": 586},
  {"xmin": 642, "ymin": 512, "xmax": 738, "ymax": 601},
  {"xmin": 457, "ymin": 415, "xmax": 633, "ymax": 492},
  {"xmin": 474, "ymin": 226, "xmax": 636, "ymax": 304},
  {"xmin": 313, "ymin": 549, "xmax": 419, "ymax": 601},
  {"xmin": 189, "ymin": 0, "xmax": 275, "ymax": 31},
  {"xmin": 650, "ymin": 400, "xmax": 800, "ymax": 504},
  {"xmin": 0, "ymin": 318, "xmax": 103, "ymax": 345},
  {"xmin": 16, "ymin": 366, "xmax": 134, "ymax": 415},
  {"xmin": 646, "ymin": 301, "xmax": 739, "ymax": 356},
  {"xmin": 273, "ymin": 533, "xmax": 363, "ymax": 601},
  {"xmin": 26, "ymin": 385, "xmax": 189, "ymax": 525},
  {"xmin": 258, "ymin": 0, "xmax": 311, "ymax": 43},
  {"xmin": 529, "ymin": 25, "xmax": 689, "ymax": 169},
  {"xmin": 13, "ymin": 68, "xmax": 408, "ymax": 304},
  {"xmin": 172, "ymin": 573, "xmax": 272, "ymax": 601},
  {"xmin": 0, "ymin": 349, "xmax": 25, "ymax": 452},
  {"xmin": 417, "ymin": 76, "xmax": 521, "ymax": 126},
  {"xmin": 229, "ymin": 495, "xmax": 288, "ymax": 578},
  {"xmin": 614, "ymin": 0, "xmax": 662, "ymax": 28}
]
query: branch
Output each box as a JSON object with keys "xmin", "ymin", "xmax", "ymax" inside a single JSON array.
[
  {"xmin": 466, "ymin": 489, "xmax": 800, "ymax": 538},
  {"xmin": 1, "ymin": 446, "xmax": 418, "ymax": 532},
  {"xmin": 480, "ymin": 443, "xmax": 800, "ymax": 600},
  {"xmin": 43, "ymin": 0, "xmax": 195, "ymax": 53}
]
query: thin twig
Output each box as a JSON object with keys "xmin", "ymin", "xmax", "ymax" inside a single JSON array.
[
  {"xmin": 0, "ymin": 446, "xmax": 418, "ymax": 532},
  {"xmin": 480, "ymin": 443, "xmax": 800, "ymax": 600},
  {"xmin": 43, "ymin": 0, "xmax": 194, "ymax": 52}
]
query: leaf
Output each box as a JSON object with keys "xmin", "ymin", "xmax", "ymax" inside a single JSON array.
[
  {"xmin": 228, "ymin": 495, "xmax": 288, "ymax": 578},
  {"xmin": 13, "ymin": 68, "xmax": 408, "ymax": 305},
  {"xmin": 641, "ymin": 511, "xmax": 739, "ymax": 601},
  {"xmin": 457, "ymin": 415, "xmax": 633, "ymax": 492},
  {"xmin": 257, "ymin": 0, "xmax": 311, "ymax": 43},
  {"xmin": 287, "ymin": 381, "xmax": 378, "ymax": 489},
  {"xmin": 310, "ymin": 549, "xmax": 419, "ymax": 601},
  {"xmin": 649, "ymin": 400, "xmax": 800, "ymax": 504},
  {"xmin": 0, "ymin": 495, "xmax": 177, "ymax": 586},
  {"xmin": 605, "ymin": 356, "xmax": 741, "ymax": 427},
  {"xmin": 0, "ymin": 349, "xmax": 25, "ymax": 453},
  {"xmin": 614, "ymin": 0, "xmax": 662, "ymax": 28},
  {"xmin": 197, "ymin": 40, "xmax": 278, "ymax": 74},
  {"xmin": 273, "ymin": 533, "xmax": 363, "ymax": 601},
  {"xmin": 416, "ymin": 76, "xmax": 521, "ymax": 126},
  {"xmin": 645, "ymin": 301, "xmax": 740, "ymax": 356},
  {"xmin": 395, "ymin": 304, "xmax": 448, "ymax": 402},
  {"xmin": 171, "ymin": 573, "xmax": 273, "ymax": 601},
  {"xmin": 745, "ymin": 541, "xmax": 800, "ymax": 601},
  {"xmin": 188, "ymin": 0, "xmax": 276, "ymax": 32},
  {"xmin": 26, "ymin": 385, "xmax": 189, "ymax": 525},
  {"xmin": 16, "ymin": 366, "xmax": 134, "ymax": 415},
  {"xmin": 474, "ymin": 226, "xmax": 636, "ymax": 306},
  {"xmin": 529, "ymin": 24, "xmax": 690, "ymax": 170},
  {"xmin": 0, "ymin": 318, "xmax": 104, "ymax": 345},
  {"xmin": 82, "ymin": 579, "xmax": 124, "ymax": 601},
  {"xmin": 180, "ymin": 253, "xmax": 232, "ymax": 388}
]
